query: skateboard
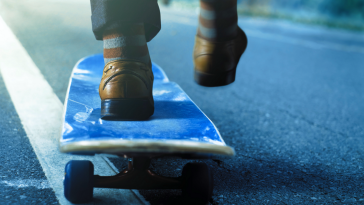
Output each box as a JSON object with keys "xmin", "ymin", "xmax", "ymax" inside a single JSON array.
[{"xmin": 60, "ymin": 54, "xmax": 235, "ymax": 203}]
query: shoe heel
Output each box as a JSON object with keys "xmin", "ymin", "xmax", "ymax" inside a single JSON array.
[
  {"xmin": 101, "ymin": 98, "xmax": 154, "ymax": 120},
  {"xmin": 194, "ymin": 69, "xmax": 236, "ymax": 87}
]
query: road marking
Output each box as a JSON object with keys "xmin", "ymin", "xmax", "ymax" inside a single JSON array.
[
  {"xmin": 243, "ymin": 29, "xmax": 364, "ymax": 54},
  {"xmin": 0, "ymin": 16, "xmax": 147, "ymax": 205},
  {"xmin": 1, "ymin": 179, "xmax": 51, "ymax": 189},
  {"xmin": 160, "ymin": 8, "xmax": 364, "ymax": 54}
]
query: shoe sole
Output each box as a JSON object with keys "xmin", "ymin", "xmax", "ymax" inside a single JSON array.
[
  {"xmin": 194, "ymin": 69, "xmax": 236, "ymax": 87},
  {"xmin": 101, "ymin": 98, "xmax": 154, "ymax": 120},
  {"xmin": 194, "ymin": 27, "xmax": 247, "ymax": 87}
]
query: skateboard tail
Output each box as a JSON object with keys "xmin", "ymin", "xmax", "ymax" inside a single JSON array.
[{"xmin": 60, "ymin": 139, "xmax": 235, "ymax": 157}]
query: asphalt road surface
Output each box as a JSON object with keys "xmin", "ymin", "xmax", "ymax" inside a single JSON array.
[{"xmin": 0, "ymin": 0, "xmax": 364, "ymax": 204}]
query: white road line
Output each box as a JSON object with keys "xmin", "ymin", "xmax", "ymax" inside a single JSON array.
[
  {"xmin": 0, "ymin": 16, "xmax": 147, "ymax": 205},
  {"xmin": 243, "ymin": 29, "xmax": 364, "ymax": 53},
  {"xmin": 102, "ymin": 156, "xmax": 121, "ymax": 174},
  {"xmin": 1, "ymin": 179, "xmax": 51, "ymax": 189},
  {"xmin": 160, "ymin": 8, "xmax": 364, "ymax": 54}
]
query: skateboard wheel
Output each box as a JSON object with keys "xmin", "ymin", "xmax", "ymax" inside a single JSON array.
[
  {"xmin": 64, "ymin": 160, "xmax": 94, "ymax": 203},
  {"xmin": 182, "ymin": 163, "xmax": 213, "ymax": 203}
]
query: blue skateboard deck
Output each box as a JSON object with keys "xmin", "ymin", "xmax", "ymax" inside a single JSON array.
[{"xmin": 60, "ymin": 54, "xmax": 235, "ymax": 157}]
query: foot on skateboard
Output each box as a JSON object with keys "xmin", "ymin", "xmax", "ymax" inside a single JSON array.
[
  {"xmin": 99, "ymin": 60, "xmax": 154, "ymax": 120},
  {"xmin": 61, "ymin": 54, "xmax": 235, "ymax": 203}
]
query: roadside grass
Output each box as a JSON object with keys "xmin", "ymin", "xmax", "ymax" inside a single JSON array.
[{"xmin": 238, "ymin": 8, "xmax": 364, "ymax": 32}]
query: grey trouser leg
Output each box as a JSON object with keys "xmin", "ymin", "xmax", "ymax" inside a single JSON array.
[{"xmin": 90, "ymin": 0, "xmax": 161, "ymax": 42}]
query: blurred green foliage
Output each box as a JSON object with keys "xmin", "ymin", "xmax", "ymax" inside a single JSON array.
[
  {"xmin": 325, "ymin": 0, "xmax": 364, "ymax": 17},
  {"xmin": 238, "ymin": 0, "xmax": 364, "ymax": 18}
]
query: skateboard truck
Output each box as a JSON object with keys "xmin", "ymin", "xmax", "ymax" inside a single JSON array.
[
  {"xmin": 64, "ymin": 157, "xmax": 213, "ymax": 204},
  {"xmin": 94, "ymin": 157, "xmax": 182, "ymax": 189}
]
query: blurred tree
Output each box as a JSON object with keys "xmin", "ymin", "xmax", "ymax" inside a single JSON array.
[
  {"xmin": 237, "ymin": 0, "xmax": 364, "ymax": 19},
  {"xmin": 323, "ymin": 0, "xmax": 364, "ymax": 18}
]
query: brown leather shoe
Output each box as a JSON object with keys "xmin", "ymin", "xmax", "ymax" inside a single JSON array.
[
  {"xmin": 99, "ymin": 60, "xmax": 154, "ymax": 120},
  {"xmin": 193, "ymin": 27, "xmax": 248, "ymax": 86}
]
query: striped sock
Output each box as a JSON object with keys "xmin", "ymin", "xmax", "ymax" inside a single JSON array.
[
  {"xmin": 198, "ymin": 0, "xmax": 238, "ymax": 41},
  {"xmin": 103, "ymin": 23, "xmax": 150, "ymax": 65}
]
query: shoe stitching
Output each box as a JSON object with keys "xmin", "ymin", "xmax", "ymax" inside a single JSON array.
[
  {"xmin": 102, "ymin": 70, "xmax": 150, "ymax": 91},
  {"xmin": 103, "ymin": 68, "xmax": 113, "ymax": 76}
]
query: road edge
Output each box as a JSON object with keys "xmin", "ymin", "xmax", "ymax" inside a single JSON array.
[{"xmin": 0, "ymin": 15, "xmax": 148, "ymax": 205}]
